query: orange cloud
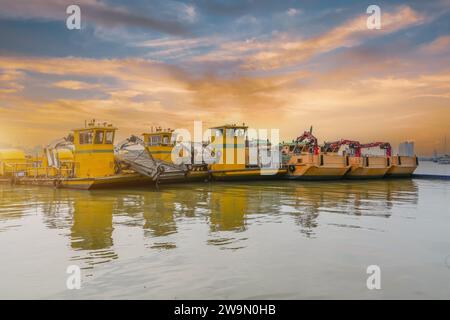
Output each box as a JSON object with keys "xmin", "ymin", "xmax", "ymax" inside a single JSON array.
[
  {"xmin": 52, "ymin": 80, "xmax": 100, "ymax": 90},
  {"xmin": 242, "ymin": 6, "xmax": 426, "ymax": 70},
  {"xmin": 0, "ymin": 69, "xmax": 25, "ymax": 95},
  {"xmin": 189, "ymin": 6, "xmax": 426, "ymax": 71},
  {"xmin": 0, "ymin": 8, "xmax": 449, "ymax": 156},
  {"xmin": 420, "ymin": 35, "xmax": 450, "ymax": 54}
]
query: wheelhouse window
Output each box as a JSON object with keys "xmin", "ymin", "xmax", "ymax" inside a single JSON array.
[
  {"xmin": 150, "ymin": 135, "xmax": 162, "ymax": 146},
  {"xmin": 162, "ymin": 135, "xmax": 169, "ymax": 145},
  {"xmin": 79, "ymin": 130, "xmax": 93, "ymax": 144},
  {"xmin": 225, "ymin": 128, "xmax": 235, "ymax": 137},
  {"xmin": 94, "ymin": 130, "xmax": 105, "ymax": 144},
  {"xmin": 105, "ymin": 131, "xmax": 114, "ymax": 144},
  {"xmin": 235, "ymin": 129, "xmax": 246, "ymax": 137}
]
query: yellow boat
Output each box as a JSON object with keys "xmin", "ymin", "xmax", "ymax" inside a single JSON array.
[
  {"xmin": 208, "ymin": 124, "xmax": 286, "ymax": 180},
  {"xmin": 282, "ymin": 130, "xmax": 350, "ymax": 180},
  {"xmin": 142, "ymin": 127, "xmax": 209, "ymax": 182},
  {"xmin": 15, "ymin": 120, "xmax": 155, "ymax": 190},
  {"xmin": 143, "ymin": 127, "xmax": 176, "ymax": 164}
]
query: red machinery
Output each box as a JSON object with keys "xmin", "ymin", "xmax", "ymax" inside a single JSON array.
[
  {"xmin": 295, "ymin": 127, "xmax": 319, "ymax": 154},
  {"xmin": 360, "ymin": 142, "xmax": 392, "ymax": 157},
  {"xmin": 323, "ymin": 139, "xmax": 361, "ymax": 157}
]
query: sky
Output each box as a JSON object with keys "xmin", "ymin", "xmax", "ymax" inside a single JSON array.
[{"xmin": 0, "ymin": 0, "xmax": 449, "ymax": 155}]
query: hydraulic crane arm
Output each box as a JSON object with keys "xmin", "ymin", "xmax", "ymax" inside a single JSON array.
[
  {"xmin": 45, "ymin": 136, "xmax": 74, "ymax": 168},
  {"xmin": 295, "ymin": 131, "xmax": 318, "ymax": 147},
  {"xmin": 323, "ymin": 139, "xmax": 361, "ymax": 156},
  {"xmin": 360, "ymin": 142, "xmax": 392, "ymax": 156}
]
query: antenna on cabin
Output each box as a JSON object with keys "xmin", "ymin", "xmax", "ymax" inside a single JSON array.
[{"xmin": 445, "ymin": 135, "xmax": 447, "ymax": 155}]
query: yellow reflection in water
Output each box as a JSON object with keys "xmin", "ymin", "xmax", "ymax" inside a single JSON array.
[
  {"xmin": 70, "ymin": 195, "xmax": 117, "ymax": 268},
  {"xmin": 209, "ymin": 189, "xmax": 247, "ymax": 232},
  {"xmin": 0, "ymin": 179, "xmax": 420, "ymax": 262}
]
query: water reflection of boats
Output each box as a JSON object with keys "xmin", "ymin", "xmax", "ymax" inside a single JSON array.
[
  {"xmin": 209, "ymin": 188, "xmax": 247, "ymax": 232},
  {"xmin": 27, "ymin": 179, "xmax": 419, "ymax": 263},
  {"xmin": 39, "ymin": 190, "xmax": 119, "ymax": 269},
  {"xmin": 70, "ymin": 195, "xmax": 118, "ymax": 267},
  {"xmin": 142, "ymin": 192, "xmax": 177, "ymax": 242},
  {"xmin": 71, "ymin": 197, "xmax": 114, "ymax": 249},
  {"xmin": 0, "ymin": 186, "xmax": 40, "ymax": 228},
  {"xmin": 34, "ymin": 191, "xmax": 118, "ymax": 268}
]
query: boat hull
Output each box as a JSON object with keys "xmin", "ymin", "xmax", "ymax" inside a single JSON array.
[
  {"xmin": 159, "ymin": 170, "xmax": 209, "ymax": 183},
  {"xmin": 13, "ymin": 173, "xmax": 155, "ymax": 190},
  {"xmin": 345, "ymin": 167, "xmax": 389, "ymax": 179},
  {"xmin": 211, "ymin": 168, "xmax": 287, "ymax": 181},
  {"xmin": 385, "ymin": 166, "xmax": 417, "ymax": 178},
  {"xmin": 286, "ymin": 165, "xmax": 349, "ymax": 180},
  {"xmin": 385, "ymin": 156, "xmax": 418, "ymax": 178}
]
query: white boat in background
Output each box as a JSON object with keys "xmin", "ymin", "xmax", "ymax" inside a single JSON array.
[{"xmin": 438, "ymin": 155, "xmax": 450, "ymax": 164}]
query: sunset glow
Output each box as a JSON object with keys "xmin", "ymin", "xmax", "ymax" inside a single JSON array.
[{"xmin": 0, "ymin": 0, "xmax": 449, "ymax": 155}]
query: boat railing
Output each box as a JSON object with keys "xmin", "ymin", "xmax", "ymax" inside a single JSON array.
[
  {"xmin": 2, "ymin": 162, "xmax": 27, "ymax": 177},
  {"xmin": 23, "ymin": 159, "xmax": 75, "ymax": 178}
]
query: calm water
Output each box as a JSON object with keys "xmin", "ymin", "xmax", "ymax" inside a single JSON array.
[
  {"xmin": 1, "ymin": 177, "xmax": 450, "ymax": 299},
  {"xmin": 416, "ymin": 160, "xmax": 450, "ymax": 175}
]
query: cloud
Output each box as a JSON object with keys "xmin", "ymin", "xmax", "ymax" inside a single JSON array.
[
  {"xmin": 286, "ymin": 8, "xmax": 301, "ymax": 17},
  {"xmin": 0, "ymin": 0, "xmax": 193, "ymax": 35},
  {"xmin": 241, "ymin": 6, "xmax": 426, "ymax": 70},
  {"xmin": 0, "ymin": 55, "xmax": 295, "ymax": 146},
  {"xmin": 52, "ymin": 80, "xmax": 100, "ymax": 90},
  {"xmin": 186, "ymin": 6, "xmax": 427, "ymax": 71},
  {"xmin": 0, "ymin": 4, "xmax": 448, "ymax": 155},
  {"xmin": 0, "ymin": 50, "xmax": 449, "ymax": 155},
  {"xmin": 0, "ymin": 69, "xmax": 25, "ymax": 94},
  {"xmin": 184, "ymin": 4, "xmax": 198, "ymax": 23},
  {"xmin": 420, "ymin": 35, "xmax": 450, "ymax": 54},
  {"xmin": 133, "ymin": 36, "xmax": 218, "ymax": 60}
]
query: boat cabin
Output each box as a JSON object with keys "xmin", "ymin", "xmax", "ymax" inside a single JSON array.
[
  {"xmin": 209, "ymin": 124, "xmax": 248, "ymax": 170},
  {"xmin": 72, "ymin": 120, "xmax": 117, "ymax": 178},
  {"xmin": 142, "ymin": 127, "xmax": 175, "ymax": 163}
]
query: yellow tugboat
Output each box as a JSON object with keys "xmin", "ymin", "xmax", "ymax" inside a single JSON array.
[
  {"xmin": 208, "ymin": 124, "xmax": 285, "ymax": 180},
  {"xmin": 143, "ymin": 127, "xmax": 176, "ymax": 163},
  {"xmin": 15, "ymin": 120, "xmax": 155, "ymax": 189},
  {"xmin": 141, "ymin": 127, "xmax": 209, "ymax": 181},
  {"xmin": 322, "ymin": 140, "xmax": 391, "ymax": 179},
  {"xmin": 282, "ymin": 128, "xmax": 350, "ymax": 180}
]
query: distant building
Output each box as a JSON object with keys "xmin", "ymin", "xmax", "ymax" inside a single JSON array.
[{"xmin": 398, "ymin": 141, "xmax": 415, "ymax": 156}]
